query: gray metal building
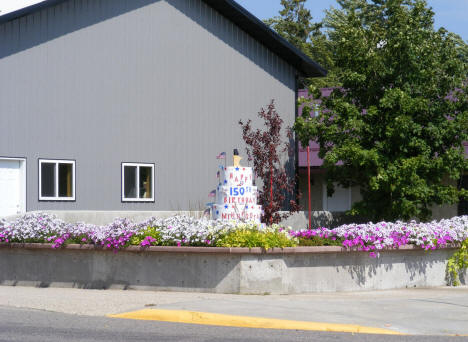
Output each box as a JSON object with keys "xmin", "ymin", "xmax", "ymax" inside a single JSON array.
[{"xmin": 0, "ymin": 0, "xmax": 325, "ymax": 216}]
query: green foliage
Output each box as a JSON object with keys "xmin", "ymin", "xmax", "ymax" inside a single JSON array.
[
  {"xmin": 447, "ymin": 239, "xmax": 468, "ymax": 286},
  {"xmin": 450, "ymin": 34, "xmax": 468, "ymax": 76},
  {"xmin": 67, "ymin": 234, "xmax": 90, "ymax": 245},
  {"xmin": 130, "ymin": 226, "xmax": 162, "ymax": 246},
  {"xmin": 264, "ymin": 0, "xmax": 316, "ymax": 49},
  {"xmin": 264, "ymin": 0, "xmax": 338, "ymax": 88},
  {"xmin": 294, "ymin": 0, "xmax": 468, "ymax": 221},
  {"xmin": 297, "ymin": 236, "xmax": 343, "ymax": 247},
  {"xmin": 216, "ymin": 226, "xmax": 297, "ymax": 249}
]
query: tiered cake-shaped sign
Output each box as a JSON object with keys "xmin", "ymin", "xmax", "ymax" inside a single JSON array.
[{"xmin": 212, "ymin": 153, "xmax": 262, "ymax": 223}]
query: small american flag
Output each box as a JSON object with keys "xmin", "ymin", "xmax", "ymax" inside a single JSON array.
[
  {"xmin": 208, "ymin": 190, "xmax": 216, "ymax": 197},
  {"xmin": 216, "ymin": 152, "xmax": 226, "ymax": 159}
]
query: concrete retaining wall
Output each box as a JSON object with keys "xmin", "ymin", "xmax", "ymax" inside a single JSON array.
[{"xmin": 0, "ymin": 244, "xmax": 465, "ymax": 294}]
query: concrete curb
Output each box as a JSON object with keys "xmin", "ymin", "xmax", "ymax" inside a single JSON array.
[{"xmin": 108, "ymin": 309, "xmax": 404, "ymax": 335}]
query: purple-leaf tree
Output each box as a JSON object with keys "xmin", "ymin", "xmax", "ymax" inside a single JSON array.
[{"xmin": 239, "ymin": 100, "xmax": 301, "ymax": 224}]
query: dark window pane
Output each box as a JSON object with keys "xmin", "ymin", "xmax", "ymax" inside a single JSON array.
[
  {"xmin": 41, "ymin": 163, "xmax": 55, "ymax": 197},
  {"xmin": 124, "ymin": 166, "xmax": 137, "ymax": 199},
  {"xmin": 139, "ymin": 166, "xmax": 152, "ymax": 199},
  {"xmin": 58, "ymin": 163, "xmax": 73, "ymax": 198}
]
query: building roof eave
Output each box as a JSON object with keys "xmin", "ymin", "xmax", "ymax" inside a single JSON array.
[{"xmin": 201, "ymin": 0, "xmax": 327, "ymax": 78}]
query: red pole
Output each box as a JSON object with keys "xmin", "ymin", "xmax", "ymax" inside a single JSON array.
[
  {"xmin": 307, "ymin": 145, "xmax": 311, "ymax": 231},
  {"xmin": 270, "ymin": 164, "xmax": 273, "ymax": 225}
]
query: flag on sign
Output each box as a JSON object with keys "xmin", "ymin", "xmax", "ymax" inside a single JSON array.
[
  {"xmin": 206, "ymin": 202, "xmax": 214, "ymax": 207},
  {"xmin": 216, "ymin": 152, "xmax": 226, "ymax": 159},
  {"xmin": 208, "ymin": 190, "xmax": 216, "ymax": 197}
]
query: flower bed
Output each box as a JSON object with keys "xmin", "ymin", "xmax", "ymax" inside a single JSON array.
[
  {"xmin": 1, "ymin": 213, "xmax": 468, "ymax": 291},
  {"xmin": 291, "ymin": 216, "xmax": 468, "ymax": 257},
  {"xmin": 1, "ymin": 213, "xmax": 467, "ymax": 256},
  {"xmin": 0, "ymin": 213, "xmax": 234, "ymax": 250}
]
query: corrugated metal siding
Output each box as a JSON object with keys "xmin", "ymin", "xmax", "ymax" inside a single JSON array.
[{"xmin": 0, "ymin": 0, "xmax": 297, "ymax": 211}]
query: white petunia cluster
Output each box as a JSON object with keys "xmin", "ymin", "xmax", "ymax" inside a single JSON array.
[{"xmin": 0, "ymin": 212, "xmax": 264, "ymax": 247}]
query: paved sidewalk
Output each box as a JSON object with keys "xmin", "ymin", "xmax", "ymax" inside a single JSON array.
[{"xmin": 0, "ymin": 286, "xmax": 467, "ymax": 336}]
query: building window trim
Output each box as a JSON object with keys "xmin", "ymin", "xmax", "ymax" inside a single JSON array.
[
  {"xmin": 38, "ymin": 159, "xmax": 76, "ymax": 201},
  {"xmin": 121, "ymin": 162, "xmax": 155, "ymax": 203}
]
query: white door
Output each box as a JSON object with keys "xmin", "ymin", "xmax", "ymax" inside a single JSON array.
[
  {"xmin": 0, "ymin": 159, "xmax": 24, "ymax": 217},
  {"xmin": 323, "ymin": 183, "xmax": 351, "ymax": 212}
]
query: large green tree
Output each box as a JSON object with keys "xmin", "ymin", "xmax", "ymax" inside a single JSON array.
[{"xmin": 294, "ymin": 0, "xmax": 468, "ymax": 221}]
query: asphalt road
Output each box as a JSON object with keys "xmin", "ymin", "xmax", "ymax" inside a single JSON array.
[
  {"xmin": 0, "ymin": 306, "xmax": 467, "ymax": 342},
  {"xmin": 2, "ymin": 286, "xmax": 468, "ymax": 335}
]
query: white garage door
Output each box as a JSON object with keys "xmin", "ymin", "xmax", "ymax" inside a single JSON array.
[{"xmin": 0, "ymin": 159, "xmax": 25, "ymax": 217}]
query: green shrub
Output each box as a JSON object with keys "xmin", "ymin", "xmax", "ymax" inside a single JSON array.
[
  {"xmin": 447, "ymin": 239, "xmax": 468, "ymax": 286},
  {"xmin": 216, "ymin": 226, "xmax": 297, "ymax": 249},
  {"xmin": 297, "ymin": 236, "xmax": 343, "ymax": 247}
]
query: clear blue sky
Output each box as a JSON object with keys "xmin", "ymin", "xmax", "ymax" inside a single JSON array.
[{"xmin": 236, "ymin": 0, "xmax": 468, "ymax": 41}]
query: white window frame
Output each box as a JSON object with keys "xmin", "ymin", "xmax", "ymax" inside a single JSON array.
[
  {"xmin": 39, "ymin": 159, "xmax": 76, "ymax": 201},
  {"xmin": 121, "ymin": 162, "xmax": 155, "ymax": 202},
  {"xmin": 322, "ymin": 183, "xmax": 351, "ymax": 212}
]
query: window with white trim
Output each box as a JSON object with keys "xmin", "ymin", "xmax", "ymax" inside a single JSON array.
[
  {"xmin": 39, "ymin": 159, "xmax": 75, "ymax": 201},
  {"xmin": 121, "ymin": 163, "xmax": 154, "ymax": 202}
]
